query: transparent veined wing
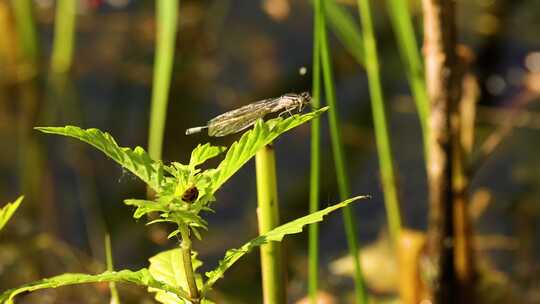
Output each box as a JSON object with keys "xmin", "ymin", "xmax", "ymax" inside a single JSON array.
[{"xmin": 207, "ymin": 105, "xmax": 271, "ymax": 136}]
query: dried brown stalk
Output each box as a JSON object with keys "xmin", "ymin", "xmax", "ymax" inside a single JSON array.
[{"xmin": 422, "ymin": 0, "xmax": 465, "ymax": 302}]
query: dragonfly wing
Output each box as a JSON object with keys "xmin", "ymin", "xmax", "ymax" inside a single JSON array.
[
  {"xmin": 209, "ymin": 98, "xmax": 274, "ymax": 122},
  {"xmin": 208, "ymin": 109, "xmax": 268, "ymax": 137}
]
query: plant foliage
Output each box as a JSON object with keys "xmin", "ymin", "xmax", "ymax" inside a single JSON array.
[
  {"xmin": 0, "ymin": 269, "xmax": 185, "ymax": 304},
  {"xmin": 0, "ymin": 196, "xmax": 23, "ymax": 232},
  {"xmin": 1, "ymin": 108, "xmax": 369, "ymax": 303},
  {"xmin": 36, "ymin": 126, "xmax": 167, "ymax": 192},
  {"xmin": 202, "ymin": 195, "xmax": 367, "ymax": 294},
  {"xmin": 148, "ymin": 249, "xmax": 206, "ymax": 304},
  {"xmin": 36, "ymin": 108, "xmax": 328, "ymax": 242}
]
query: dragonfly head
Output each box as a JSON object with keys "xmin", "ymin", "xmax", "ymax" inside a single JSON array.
[
  {"xmin": 298, "ymin": 92, "xmax": 311, "ymax": 111},
  {"xmin": 299, "ymin": 92, "xmax": 311, "ymax": 102}
]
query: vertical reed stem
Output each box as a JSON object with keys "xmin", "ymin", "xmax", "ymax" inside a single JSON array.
[
  {"xmin": 50, "ymin": 0, "xmax": 76, "ymax": 74},
  {"xmin": 11, "ymin": 0, "xmax": 39, "ymax": 67},
  {"xmin": 320, "ymin": 1, "xmax": 367, "ymax": 302},
  {"xmin": 105, "ymin": 234, "xmax": 120, "ymax": 304},
  {"xmin": 308, "ymin": 0, "xmax": 323, "ymax": 301},
  {"xmin": 356, "ymin": 0, "xmax": 402, "ymax": 243},
  {"xmin": 256, "ymin": 144, "xmax": 285, "ymax": 304},
  {"xmin": 148, "ymin": 0, "xmax": 178, "ymax": 160},
  {"xmin": 386, "ymin": 0, "xmax": 430, "ymax": 160}
]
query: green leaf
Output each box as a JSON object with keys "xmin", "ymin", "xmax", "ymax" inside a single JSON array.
[
  {"xmin": 202, "ymin": 195, "xmax": 368, "ymax": 293},
  {"xmin": 0, "ymin": 196, "xmax": 23, "ymax": 232},
  {"xmin": 35, "ymin": 126, "xmax": 166, "ymax": 192},
  {"xmin": 189, "ymin": 143, "xmax": 226, "ymax": 168},
  {"xmin": 211, "ymin": 107, "xmax": 328, "ymax": 192},
  {"xmin": 124, "ymin": 199, "xmax": 164, "ymax": 218},
  {"xmin": 148, "ymin": 249, "xmax": 203, "ymax": 304},
  {"xmin": 0, "ymin": 269, "xmax": 189, "ymax": 304}
]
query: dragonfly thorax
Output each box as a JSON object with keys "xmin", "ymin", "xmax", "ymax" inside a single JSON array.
[{"xmin": 276, "ymin": 92, "xmax": 311, "ymax": 112}]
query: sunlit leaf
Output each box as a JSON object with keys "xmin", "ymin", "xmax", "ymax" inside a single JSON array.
[
  {"xmin": 189, "ymin": 143, "xmax": 226, "ymax": 168},
  {"xmin": 0, "ymin": 196, "xmax": 23, "ymax": 232},
  {"xmin": 211, "ymin": 107, "xmax": 328, "ymax": 192},
  {"xmin": 0, "ymin": 269, "xmax": 188, "ymax": 304},
  {"xmin": 35, "ymin": 126, "xmax": 167, "ymax": 192},
  {"xmin": 149, "ymin": 249, "xmax": 203, "ymax": 304},
  {"xmin": 202, "ymin": 195, "xmax": 368, "ymax": 293},
  {"xmin": 124, "ymin": 199, "xmax": 168, "ymax": 218}
]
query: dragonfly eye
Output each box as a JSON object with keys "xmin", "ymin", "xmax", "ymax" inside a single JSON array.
[{"xmin": 300, "ymin": 92, "xmax": 311, "ymax": 102}]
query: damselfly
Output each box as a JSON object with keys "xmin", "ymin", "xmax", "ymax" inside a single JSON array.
[{"xmin": 185, "ymin": 92, "xmax": 311, "ymax": 137}]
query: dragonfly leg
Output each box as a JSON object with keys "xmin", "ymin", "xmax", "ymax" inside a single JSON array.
[{"xmin": 279, "ymin": 107, "xmax": 296, "ymax": 118}]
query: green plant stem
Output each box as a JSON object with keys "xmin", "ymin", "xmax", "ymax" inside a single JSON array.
[
  {"xmin": 324, "ymin": 0, "xmax": 428, "ymax": 166},
  {"xmin": 355, "ymin": 0, "xmax": 402, "ymax": 243},
  {"xmin": 255, "ymin": 144, "xmax": 285, "ymax": 304},
  {"xmin": 308, "ymin": 0, "xmax": 322, "ymax": 301},
  {"xmin": 11, "ymin": 0, "xmax": 41, "ymax": 227},
  {"xmin": 325, "ymin": 0, "xmax": 365, "ymax": 65},
  {"xmin": 34, "ymin": 0, "xmax": 77, "ymax": 234},
  {"xmin": 50, "ymin": 0, "xmax": 76, "ymax": 74},
  {"xmin": 148, "ymin": 0, "xmax": 178, "ymax": 160},
  {"xmin": 105, "ymin": 234, "xmax": 120, "ymax": 304},
  {"xmin": 180, "ymin": 226, "xmax": 199, "ymax": 302},
  {"xmin": 385, "ymin": 0, "xmax": 429, "ymax": 160},
  {"xmin": 11, "ymin": 0, "xmax": 39, "ymax": 67},
  {"xmin": 319, "ymin": 1, "xmax": 367, "ymax": 303}
]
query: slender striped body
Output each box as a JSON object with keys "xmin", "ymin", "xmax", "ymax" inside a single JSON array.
[{"xmin": 186, "ymin": 92, "xmax": 311, "ymax": 137}]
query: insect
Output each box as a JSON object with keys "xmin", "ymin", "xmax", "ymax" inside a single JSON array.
[{"xmin": 185, "ymin": 92, "xmax": 311, "ymax": 137}]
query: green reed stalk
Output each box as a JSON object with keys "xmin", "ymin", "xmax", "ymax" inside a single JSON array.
[
  {"xmin": 11, "ymin": 0, "xmax": 40, "ymax": 210},
  {"xmin": 255, "ymin": 145, "xmax": 285, "ymax": 304},
  {"xmin": 105, "ymin": 234, "xmax": 120, "ymax": 304},
  {"xmin": 308, "ymin": 0, "xmax": 322, "ymax": 301},
  {"xmin": 386, "ymin": 0, "xmax": 429, "ymax": 160},
  {"xmin": 148, "ymin": 0, "xmax": 178, "ymax": 160},
  {"xmin": 50, "ymin": 0, "xmax": 76, "ymax": 74},
  {"xmin": 355, "ymin": 0, "xmax": 402, "ymax": 243},
  {"xmin": 320, "ymin": 1, "xmax": 367, "ymax": 303},
  {"xmin": 44, "ymin": 0, "xmax": 76, "ymax": 123},
  {"xmin": 11, "ymin": 0, "xmax": 39, "ymax": 67},
  {"xmin": 324, "ymin": 1, "xmax": 402, "ymax": 242},
  {"xmin": 325, "ymin": 0, "xmax": 365, "ymax": 65}
]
